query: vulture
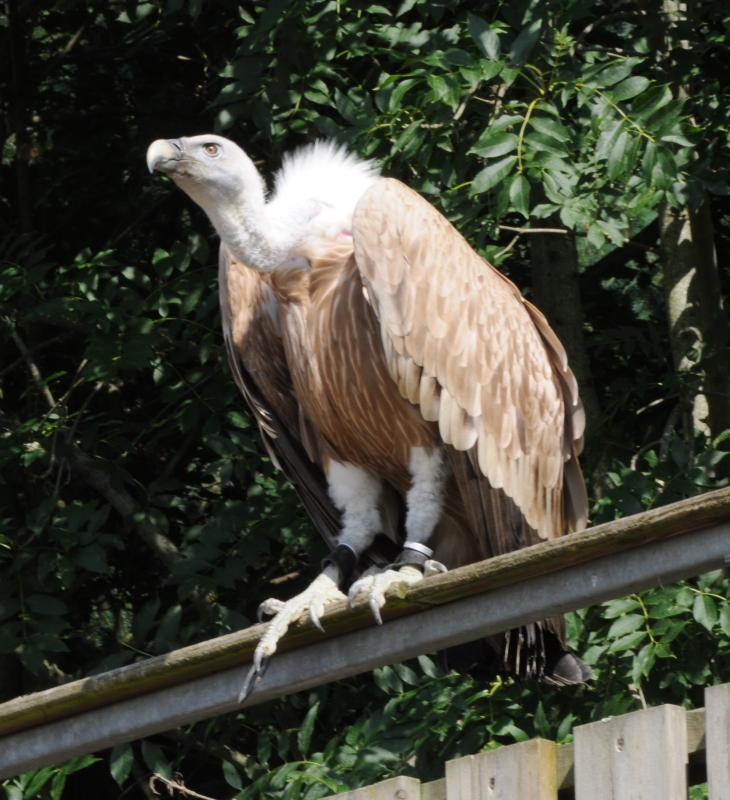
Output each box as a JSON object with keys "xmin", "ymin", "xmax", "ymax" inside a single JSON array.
[{"xmin": 146, "ymin": 135, "xmax": 591, "ymax": 700}]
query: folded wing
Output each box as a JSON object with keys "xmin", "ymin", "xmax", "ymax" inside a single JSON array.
[
  {"xmin": 218, "ymin": 244, "xmax": 342, "ymax": 549},
  {"xmin": 352, "ymin": 179, "xmax": 587, "ymax": 542}
]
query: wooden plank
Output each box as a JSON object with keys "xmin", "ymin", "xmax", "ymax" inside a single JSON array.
[
  {"xmin": 421, "ymin": 778, "xmax": 445, "ymax": 800},
  {"xmin": 329, "ymin": 776, "xmax": 421, "ymax": 800},
  {"xmin": 0, "ymin": 520, "xmax": 728, "ymax": 779},
  {"xmin": 373, "ymin": 776, "xmax": 421, "ymax": 800},
  {"xmin": 574, "ymin": 705, "xmax": 687, "ymax": 800},
  {"xmin": 0, "ymin": 490, "xmax": 728, "ymax": 745},
  {"xmin": 446, "ymin": 739, "xmax": 556, "ymax": 800},
  {"xmin": 688, "ymin": 706, "xmax": 707, "ymax": 756},
  {"xmin": 706, "ymin": 683, "xmax": 730, "ymax": 799},
  {"xmin": 555, "ymin": 707, "xmax": 705, "ymax": 790},
  {"xmin": 555, "ymin": 742, "xmax": 574, "ymax": 791}
]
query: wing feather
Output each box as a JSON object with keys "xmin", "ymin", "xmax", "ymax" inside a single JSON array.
[{"xmin": 353, "ymin": 179, "xmax": 587, "ymax": 540}]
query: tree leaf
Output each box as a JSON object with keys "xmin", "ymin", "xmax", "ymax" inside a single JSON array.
[
  {"xmin": 418, "ymin": 655, "xmax": 439, "ymax": 678},
  {"xmin": 50, "ymin": 773, "xmax": 66, "ymax": 800},
  {"xmin": 608, "ymin": 613, "xmax": 645, "ymax": 639},
  {"xmin": 533, "ymin": 701, "xmax": 550, "ymax": 738},
  {"xmin": 524, "ymin": 132, "xmax": 568, "ymax": 156},
  {"xmin": 26, "ymin": 594, "xmax": 68, "ymax": 615},
  {"xmin": 110, "ymin": 743, "xmax": 134, "ymax": 787},
  {"xmin": 591, "ymin": 58, "xmax": 643, "ymax": 88},
  {"xmin": 467, "ymin": 13, "xmax": 500, "ymax": 60},
  {"xmin": 469, "ymin": 131, "xmax": 518, "ymax": 158},
  {"xmin": 392, "ymin": 663, "xmax": 420, "ymax": 685},
  {"xmin": 609, "ymin": 630, "xmax": 647, "ymax": 652},
  {"xmin": 25, "ymin": 768, "xmax": 54, "ymax": 800},
  {"xmin": 556, "ymin": 713, "xmax": 573, "ymax": 744},
  {"xmin": 632, "ymin": 643, "xmax": 656, "ymax": 683},
  {"xmin": 471, "ymin": 155, "xmax": 518, "ymax": 193},
  {"xmin": 223, "ymin": 761, "xmax": 243, "ymax": 789},
  {"xmin": 693, "ymin": 594, "xmax": 718, "ymax": 631},
  {"xmin": 141, "ymin": 741, "xmax": 171, "ymax": 780},
  {"xmin": 509, "ymin": 174, "xmax": 530, "ymax": 218},
  {"xmin": 603, "ymin": 597, "xmax": 641, "ymax": 618},
  {"xmin": 607, "ymin": 130, "xmax": 630, "ymax": 181},
  {"xmin": 298, "ymin": 701, "xmax": 320, "ymax": 757},
  {"xmin": 720, "ymin": 602, "xmax": 730, "ymax": 638},
  {"xmin": 610, "ymin": 76, "xmax": 650, "ymax": 102},
  {"xmin": 59, "ymin": 755, "xmax": 100, "ymax": 775},
  {"xmin": 530, "ymin": 116, "xmax": 570, "ymax": 142},
  {"xmin": 508, "ymin": 19, "xmax": 543, "ymax": 66}
]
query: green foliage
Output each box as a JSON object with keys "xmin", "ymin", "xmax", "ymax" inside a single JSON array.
[{"xmin": 3, "ymin": 0, "xmax": 730, "ymax": 797}]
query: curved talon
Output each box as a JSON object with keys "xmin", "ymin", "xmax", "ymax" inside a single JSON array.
[
  {"xmin": 357, "ymin": 565, "xmax": 429, "ymax": 625},
  {"xmin": 348, "ymin": 574, "xmax": 374, "ymax": 608},
  {"xmin": 424, "ymin": 559, "xmax": 448, "ymax": 577},
  {"xmin": 309, "ymin": 602, "xmax": 325, "ymax": 633},
  {"xmin": 369, "ymin": 595, "xmax": 384, "ymax": 625},
  {"xmin": 239, "ymin": 653, "xmax": 270, "ymax": 703}
]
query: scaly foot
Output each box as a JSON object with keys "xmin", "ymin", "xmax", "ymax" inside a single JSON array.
[
  {"xmin": 239, "ymin": 570, "xmax": 345, "ymax": 702},
  {"xmin": 348, "ymin": 561, "xmax": 447, "ymax": 625}
]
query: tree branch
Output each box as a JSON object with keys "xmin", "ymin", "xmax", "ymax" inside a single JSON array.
[
  {"xmin": 150, "ymin": 774, "xmax": 218, "ymax": 800},
  {"xmin": 575, "ymin": 11, "xmax": 647, "ymax": 46},
  {"xmin": 631, "ymin": 440, "xmax": 662, "ymax": 471},
  {"xmin": 499, "ymin": 225, "xmax": 569, "ymax": 234},
  {"xmin": 5, "ymin": 319, "xmax": 56, "ymax": 409},
  {"xmin": 636, "ymin": 394, "xmax": 678, "ymax": 415},
  {"xmin": 494, "ymin": 235, "xmax": 521, "ymax": 259},
  {"xmin": 66, "ymin": 444, "xmax": 183, "ymax": 571},
  {"xmin": 659, "ymin": 402, "xmax": 684, "ymax": 462},
  {"xmin": 38, "ymin": 16, "xmax": 90, "ymax": 83},
  {"xmin": 0, "ymin": 332, "xmax": 76, "ymax": 380}
]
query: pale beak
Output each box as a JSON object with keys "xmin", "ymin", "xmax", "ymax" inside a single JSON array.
[{"xmin": 146, "ymin": 139, "xmax": 183, "ymax": 173}]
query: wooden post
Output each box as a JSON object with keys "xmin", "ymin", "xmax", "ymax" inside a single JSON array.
[
  {"xmin": 445, "ymin": 739, "xmax": 557, "ymax": 800},
  {"xmin": 706, "ymin": 683, "xmax": 730, "ymax": 799},
  {"xmin": 329, "ymin": 776, "xmax": 421, "ymax": 800},
  {"xmin": 574, "ymin": 705, "xmax": 687, "ymax": 800},
  {"xmin": 421, "ymin": 779, "xmax": 446, "ymax": 800}
]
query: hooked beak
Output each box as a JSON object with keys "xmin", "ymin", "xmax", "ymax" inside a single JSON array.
[{"xmin": 146, "ymin": 139, "xmax": 184, "ymax": 174}]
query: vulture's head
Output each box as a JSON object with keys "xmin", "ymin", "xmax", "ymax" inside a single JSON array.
[{"xmin": 146, "ymin": 134, "xmax": 265, "ymax": 215}]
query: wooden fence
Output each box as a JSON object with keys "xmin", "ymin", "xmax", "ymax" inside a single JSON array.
[{"xmin": 334, "ymin": 682, "xmax": 729, "ymax": 800}]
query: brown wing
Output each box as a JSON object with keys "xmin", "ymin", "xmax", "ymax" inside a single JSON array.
[
  {"xmin": 218, "ymin": 244, "xmax": 342, "ymax": 549},
  {"xmin": 352, "ymin": 179, "xmax": 587, "ymax": 543}
]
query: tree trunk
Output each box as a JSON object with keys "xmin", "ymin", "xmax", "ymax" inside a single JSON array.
[
  {"xmin": 658, "ymin": 199, "xmax": 730, "ymax": 440},
  {"xmin": 530, "ymin": 222, "xmax": 602, "ymax": 429},
  {"xmin": 689, "ymin": 197, "xmax": 730, "ymax": 440},
  {"xmin": 654, "ymin": 0, "xmax": 730, "ymax": 444}
]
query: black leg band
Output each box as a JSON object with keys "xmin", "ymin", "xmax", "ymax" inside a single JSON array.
[
  {"xmin": 393, "ymin": 548, "xmax": 429, "ymax": 570},
  {"xmin": 322, "ymin": 544, "xmax": 359, "ymax": 588}
]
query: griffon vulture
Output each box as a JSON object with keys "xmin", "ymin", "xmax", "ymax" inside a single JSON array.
[{"xmin": 146, "ymin": 135, "xmax": 590, "ymax": 699}]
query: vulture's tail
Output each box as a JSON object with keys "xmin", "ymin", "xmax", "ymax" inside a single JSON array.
[
  {"xmin": 437, "ymin": 627, "xmax": 593, "ymax": 685},
  {"xmin": 435, "ymin": 448, "xmax": 593, "ymax": 687}
]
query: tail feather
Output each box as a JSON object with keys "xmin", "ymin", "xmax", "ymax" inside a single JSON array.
[{"xmin": 438, "ymin": 626, "xmax": 592, "ymax": 685}]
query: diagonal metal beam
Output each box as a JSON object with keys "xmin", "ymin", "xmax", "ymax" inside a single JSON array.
[{"xmin": 0, "ymin": 517, "xmax": 728, "ymax": 779}]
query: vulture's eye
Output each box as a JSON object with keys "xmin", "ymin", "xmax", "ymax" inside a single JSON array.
[{"xmin": 204, "ymin": 144, "xmax": 219, "ymax": 156}]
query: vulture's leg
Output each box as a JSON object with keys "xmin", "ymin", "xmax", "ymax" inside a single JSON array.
[
  {"xmin": 240, "ymin": 461, "xmax": 382, "ymax": 701},
  {"xmin": 349, "ymin": 446, "xmax": 448, "ymax": 624}
]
